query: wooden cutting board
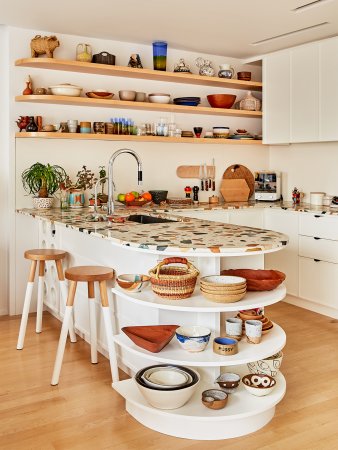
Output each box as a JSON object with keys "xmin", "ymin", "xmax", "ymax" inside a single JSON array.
[{"xmin": 222, "ymin": 164, "xmax": 255, "ymax": 198}]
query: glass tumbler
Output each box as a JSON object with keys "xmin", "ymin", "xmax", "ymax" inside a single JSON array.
[{"xmin": 152, "ymin": 41, "xmax": 167, "ymax": 71}]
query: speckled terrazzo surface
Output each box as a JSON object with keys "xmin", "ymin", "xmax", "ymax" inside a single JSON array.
[{"xmin": 17, "ymin": 203, "xmax": 289, "ymax": 255}]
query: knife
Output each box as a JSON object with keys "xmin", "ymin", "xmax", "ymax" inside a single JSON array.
[{"xmin": 199, "ymin": 164, "xmax": 204, "ymax": 191}]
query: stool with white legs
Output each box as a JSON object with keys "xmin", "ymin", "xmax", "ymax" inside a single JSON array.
[
  {"xmin": 51, "ymin": 266, "xmax": 117, "ymax": 386},
  {"xmin": 17, "ymin": 249, "xmax": 77, "ymax": 350}
]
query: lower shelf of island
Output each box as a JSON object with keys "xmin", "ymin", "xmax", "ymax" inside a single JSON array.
[{"xmin": 113, "ymin": 369, "xmax": 286, "ymax": 440}]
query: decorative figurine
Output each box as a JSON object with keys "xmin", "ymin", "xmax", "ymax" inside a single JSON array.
[
  {"xmin": 128, "ymin": 54, "xmax": 143, "ymax": 68},
  {"xmin": 292, "ymin": 187, "xmax": 301, "ymax": 205},
  {"xmin": 22, "ymin": 75, "xmax": 33, "ymax": 95},
  {"xmin": 218, "ymin": 64, "xmax": 235, "ymax": 79},
  {"xmin": 16, "ymin": 116, "xmax": 30, "ymax": 132},
  {"xmin": 195, "ymin": 57, "xmax": 215, "ymax": 77},
  {"xmin": 174, "ymin": 59, "xmax": 191, "ymax": 73},
  {"xmin": 30, "ymin": 35, "xmax": 60, "ymax": 58},
  {"xmin": 184, "ymin": 186, "xmax": 192, "ymax": 198},
  {"xmin": 25, "ymin": 116, "xmax": 38, "ymax": 132}
]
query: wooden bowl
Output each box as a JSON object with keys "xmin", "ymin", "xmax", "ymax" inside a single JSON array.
[
  {"xmin": 122, "ymin": 325, "xmax": 179, "ymax": 353},
  {"xmin": 202, "ymin": 389, "xmax": 228, "ymax": 409},
  {"xmin": 207, "ymin": 94, "xmax": 237, "ymax": 109},
  {"xmin": 201, "ymin": 290, "xmax": 246, "ymax": 303},
  {"xmin": 86, "ymin": 91, "xmax": 114, "ymax": 99},
  {"xmin": 123, "ymin": 199, "xmax": 151, "ymax": 207},
  {"xmin": 221, "ymin": 269, "xmax": 286, "ymax": 291}
]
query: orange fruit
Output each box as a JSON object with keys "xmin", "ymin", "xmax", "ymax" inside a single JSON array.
[
  {"xmin": 125, "ymin": 193, "xmax": 135, "ymax": 202},
  {"xmin": 142, "ymin": 192, "xmax": 152, "ymax": 201}
]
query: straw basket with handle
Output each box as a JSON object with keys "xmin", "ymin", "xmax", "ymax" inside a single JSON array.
[{"xmin": 148, "ymin": 257, "xmax": 199, "ymax": 300}]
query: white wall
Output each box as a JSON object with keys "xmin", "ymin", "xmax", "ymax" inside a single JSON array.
[{"xmin": 269, "ymin": 142, "xmax": 338, "ymax": 202}]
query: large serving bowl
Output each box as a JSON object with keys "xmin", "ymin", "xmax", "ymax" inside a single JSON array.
[
  {"xmin": 135, "ymin": 364, "xmax": 200, "ymax": 409},
  {"xmin": 142, "ymin": 366, "xmax": 192, "ymax": 389},
  {"xmin": 207, "ymin": 94, "xmax": 236, "ymax": 109},
  {"xmin": 148, "ymin": 93, "xmax": 171, "ymax": 104},
  {"xmin": 175, "ymin": 325, "xmax": 211, "ymax": 352},
  {"xmin": 220, "ymin": 269, "xmax": 286, "ymax": 291},
  {"xmin": 242, "ymin": 373, "xmax": 276, "ymax": 397},
  {"xmin": 247, "ymin": 351, "xmax": 283, "ymax": 377},
  {"xmin": 116, "ymin": 274, "xmax": 150, "ymax": 293},
  {"xmin": 49, "ymin": 83, "xmax": 82, "ymax": 96}
]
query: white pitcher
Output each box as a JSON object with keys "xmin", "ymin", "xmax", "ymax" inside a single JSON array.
[{"xmin": 218, "ymin": 64, "xmax": 234, "ymax": 79}]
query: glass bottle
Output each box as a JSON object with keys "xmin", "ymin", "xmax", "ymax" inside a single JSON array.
[{"xmin": 76, "ymin": 43, "xmax": 92, "ymax": 62}]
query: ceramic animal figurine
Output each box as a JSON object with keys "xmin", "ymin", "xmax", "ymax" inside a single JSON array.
[
  {"xmin": 174, "ymin": 59, "xmax": 191, "ymax": 73},
  {"xmin": 195, "ymin": 57, "xmax": 215, "ymax": 77},
  {"xmin": 30, "ymin": 35, "xmax": 60, "ymax": 58},
  {"xmin": 128, "ymin": 54, "xmax": 143, "ymax": 68},
  {"xmin": 16, "ymin": 116, "xmax": 30, "ymax": 132}
]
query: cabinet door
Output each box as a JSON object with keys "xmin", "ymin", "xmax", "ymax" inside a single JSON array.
[
  {"xmin": 319, "ymin": 37, "xmax": 338, "ymax": 141},
  {"xmin": 173, "ymin": 210, "xmax": 230, "ymax": 223},
  {"xmin": 299, "ymin": 256, "xmax": 338, "ymax": 309},
  {"xmin": 264, "ymin": 209, "xmax": 299, "ymax": 296},
  {"xmin": 263, "ymin": 51, "xmax": 290, "ymax": 144},
  {"xmin": 228, "ymin": 209, "xmax": 264, "ymax": 229},
  {"xmin": 290, "ymin": 43, "xmax": 319, "ymax": 143}
]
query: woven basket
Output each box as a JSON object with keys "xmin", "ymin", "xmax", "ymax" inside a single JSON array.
[{"xmin": 148, "ymin": 257, "xmax": 199, "ymax": 300}]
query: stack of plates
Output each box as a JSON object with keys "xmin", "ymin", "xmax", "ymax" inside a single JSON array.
[
  {"xmin": 200, "ymin": 275, "xmax": 247, "ymax": 303},
  {"xmin": 173, "ymin": 97, "xmax": 201, "ymax": 106},
  {"xmin": 229, "ymin": 131, "xmax": 254, "ymax": 140},
  {"xmin": 237, "ymin": 309, "xmax": 274, "ymax": 334}
]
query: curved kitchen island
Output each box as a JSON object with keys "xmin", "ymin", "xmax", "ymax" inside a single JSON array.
[{"xmin": 16, "ymin": 207, "xmax": 288, "ymax": 440}]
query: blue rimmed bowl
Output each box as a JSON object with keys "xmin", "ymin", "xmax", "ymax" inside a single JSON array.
[{"xmin": 175, "ymin": 325, "xmax": 211, "ymax": 352}]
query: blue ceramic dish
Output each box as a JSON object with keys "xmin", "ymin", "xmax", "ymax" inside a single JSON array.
[{"xmin": 175, "ymin": 326, "xmax": 211, "ymax": 352}]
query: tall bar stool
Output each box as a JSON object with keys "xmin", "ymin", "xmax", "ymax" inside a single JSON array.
[
  {"xmin": 51, "ymin": 266, "xmax": 118, "ymax": 386},
  {"xmin": 17, "ymin": 249, "xmax": 77, "ymax": 350}
]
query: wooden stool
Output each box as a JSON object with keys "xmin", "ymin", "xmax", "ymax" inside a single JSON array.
[
  {"xmin": 51, "ymin": 266, "xmax": 117, "ymax": 386},
  {"xmin": 17, "ymin": 249, "xmax": 77, "ymax": 350}
]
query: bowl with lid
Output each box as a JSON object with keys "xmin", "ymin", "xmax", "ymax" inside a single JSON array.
[{"xmin": 49, "ymin": 83, "xmax": 82, "ymax": 96}]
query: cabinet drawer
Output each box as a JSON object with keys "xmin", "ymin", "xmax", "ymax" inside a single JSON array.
[
  {"xmin": 299, "ymin": 256, "xmax": 338, "ymax": 309},
  {"xmin": 299, "ymin": 214, "xmax": 338, "ymax": 240},
  {"xmin": 299, "ymin": 235, "xmax": 338, "ymax": 263}
]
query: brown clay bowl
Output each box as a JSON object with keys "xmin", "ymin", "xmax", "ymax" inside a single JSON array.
[
  {"xmin": 122, "ymin": 325, "xmax": 179, "ymax": 353},
  {"xmin": 221, "ymin": 269, "xmax": 286, "ymax": 291},
  {"xmin": 237, "ymin": 71, "xmax": 251, "ymax": 81},
  {"xmin": 207, "ymin": 94, "xmax": 237, "ymax": 109},
  {"xmin": 202, "ymin": 389, "xmax": 228, "ymax": 409}
]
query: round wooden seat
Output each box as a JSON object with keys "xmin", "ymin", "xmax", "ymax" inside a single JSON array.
[
  {"xmin": 24, "ymin": 249, "xmax": 67, "ymax": 261},
  {"xmin": 65, "ymin": 266, "xmax": 115, "ymax": 282}
]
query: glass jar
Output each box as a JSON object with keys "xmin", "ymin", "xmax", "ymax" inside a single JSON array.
[{"xmin": 76, "ymin": 43, "xmax": 92, "ymax": 62}]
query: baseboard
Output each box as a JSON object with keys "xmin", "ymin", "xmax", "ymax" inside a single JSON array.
[{"xmin": 283, "ymin": 295, "xmax": 338, "ymax": 319}]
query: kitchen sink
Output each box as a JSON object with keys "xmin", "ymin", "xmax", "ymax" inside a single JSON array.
[{"xmin": 127, "ymin": 214, "xmax": 176, "ymax": 224}]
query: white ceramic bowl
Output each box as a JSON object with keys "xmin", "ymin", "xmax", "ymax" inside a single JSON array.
[
  {"xmin": 49, "ymin": 84, "xmax": 82, "ymax": 96},
  {"xmin": 142, "ymin": 367, "xmax": 191, "ymax": 389},
  {"xmin": 116, "ymin": 274, "xmax": 150, "ymax": 293},
  {"xmin": 135, "ymin": 367, "xmax": 200, "ymax": 409},
  {"xmin": 175, "ymin": 326, "xmax": 211, "ymax": 352},
  {"xmin": 119, "ymin": 90, "xmax": 136, "ymax": 101},
  {"xmin": 247, "ymin": 351, "xmax": 283, "ymax": 377},
  {"xmin": 148, "ymin": 93, "xmax": 171, "ymax": 104},
  {"xmin": 242, "ymin": 373, "xmax": 276, "ymax": 397}
]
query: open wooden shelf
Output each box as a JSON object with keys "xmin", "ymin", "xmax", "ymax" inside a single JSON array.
[
  {"xmin": 15, "ymin": 132, "xmax": 264, "ymax": 145},
  {"xmin": 15, "ymin": 58, "xmax": 263, "ymax": 91},
  {"xmin": 15, "ymin": 95, "xmax": 263, "ymax": 119}
]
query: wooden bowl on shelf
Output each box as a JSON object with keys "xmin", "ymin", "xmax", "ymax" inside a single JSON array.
[
  {"xmin": 86, "ymin": 91, "xmax": 114, "ymax": 99},
  {"xmin": 207, "ymin": 94, "xmax": 237, "ymax": 109},
  {"xmin": 220, "ymin": 269, "xmax": 286, "ymax": 291}
]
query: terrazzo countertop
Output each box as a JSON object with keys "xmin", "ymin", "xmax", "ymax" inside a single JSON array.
[{"xmin": 17, "ymin": 205, "xmax": 288, "ymax": 255}]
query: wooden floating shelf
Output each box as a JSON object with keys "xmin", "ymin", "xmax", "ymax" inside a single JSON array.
[
  {"xmin": 15, "ymin": 95, "xmax": 262, "ymax": 119},
  {"xmin": 15, "ymin": 132, "xmax": 264, "ymax": 145},
  {"xmin": 15, "ymin": 58, "xmax": 262, "ymax": 91}
]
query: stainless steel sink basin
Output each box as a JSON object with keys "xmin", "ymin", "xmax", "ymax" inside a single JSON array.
[{"xmin": 127, "ymin": 214, "xmax": 176, "ymax": 224}]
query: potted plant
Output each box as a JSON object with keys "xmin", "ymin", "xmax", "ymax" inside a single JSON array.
[
  {"xmin": 21, "ymin": 162, "xmax": 68, "ymax": 209},
  {"xmin": 97, "ymin": 165, "xmax": 108, "ymax": 204},
  {"xmin": 68, "ymin": 165, "xmax": 97, "ymax": 208}
]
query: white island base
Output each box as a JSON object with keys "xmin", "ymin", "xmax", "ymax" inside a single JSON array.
[{"xmin": 113, "ymin": 371, "xmax": 286, "ymax": 440}]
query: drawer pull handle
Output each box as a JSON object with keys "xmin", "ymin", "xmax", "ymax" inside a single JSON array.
[
  {"xmin": 314, "ymin": 259, "xmax": 321, "ymax": 262},
  {"xmin": 314, "ymin": 237, "xmax": 321, "ymax": 240},
  {"xmin": 314, "ymin": 215, "xmax": 322, "ymax": 218}
]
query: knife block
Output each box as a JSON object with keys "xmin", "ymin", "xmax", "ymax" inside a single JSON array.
[{"xmin": 220, "ymin": 179, "xmax": 250, "ymax": 202}]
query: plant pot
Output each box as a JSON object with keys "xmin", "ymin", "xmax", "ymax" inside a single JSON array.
[
  {"xmin": 69, "ymin": 189, "xmax": 85, "ymax": 208},
  {"xmin": 32, "ymin": 197, "xmax": 54, "ymax": 209}
]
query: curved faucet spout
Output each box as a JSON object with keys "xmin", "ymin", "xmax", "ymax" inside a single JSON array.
[{"xmin": 107, "ymin": 148, "xmax": 143, "ymax": 215}]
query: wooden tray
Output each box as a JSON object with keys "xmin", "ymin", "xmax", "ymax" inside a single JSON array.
[
  {"xmin": 222, "ymin": 164, "xmax": 255, "ymax": 198},
  {"xmin": 220, "ymin": 179, "xmax": 250, "ymax": 202}
]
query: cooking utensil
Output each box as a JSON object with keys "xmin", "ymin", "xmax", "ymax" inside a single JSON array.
[
  {"xmin": 199, "ymin": 164, "xmax": 204, "ymax": 191},
  {"xmin": 222, "ymin": 164, "xmax": 255, "ymax": 198},
  {"xmin": 211, "ymin": 158, "xmax": 216, "ymax": 191},
  {"xmin": 204, "ymin": 163, "xmax": 209, "ymax": 191}
]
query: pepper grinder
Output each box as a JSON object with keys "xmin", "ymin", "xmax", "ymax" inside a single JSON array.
[{"xmin": 193, "ymin": 185, "xmax": 199, "ymax": 204}]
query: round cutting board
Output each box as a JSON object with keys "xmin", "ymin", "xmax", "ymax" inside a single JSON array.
[{"xmin": 222, "ymin": 164, "xmax": 255, "ymax": 198}]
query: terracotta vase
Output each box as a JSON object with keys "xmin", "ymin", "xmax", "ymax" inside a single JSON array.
[{"xmin": 22, "ymin": 81, "xmax": 33, "ymax": 95}]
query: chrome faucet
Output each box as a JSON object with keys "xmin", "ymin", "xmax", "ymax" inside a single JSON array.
[{"xmin": 107, "ymin": 148, "xmax": 143, "ymax": 215}]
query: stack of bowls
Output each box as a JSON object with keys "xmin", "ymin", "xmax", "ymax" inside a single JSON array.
[
  {"xmin": 135, "ymin": 364, "xmax": 200, "ymax": 409},
  {"xmin": 173, "ymin": 97, "xmax": 200, "ymax": 106},
  {"xmin": 200, "ymin": 275, "xmax": 247, "ymax": 303},
  {"xmin": 237, "ymin": 309, "xmax": 274, "ymax": 335}
]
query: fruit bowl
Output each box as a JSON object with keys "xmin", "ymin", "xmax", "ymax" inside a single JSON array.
[{"xmin": 124, "ymin": 199, "xmax": 150, "ymax": 206}]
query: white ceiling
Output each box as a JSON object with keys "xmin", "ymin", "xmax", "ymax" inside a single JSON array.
[{"xmin": 2, "ymin": 0, "xmax": 338, "ymax": 59}]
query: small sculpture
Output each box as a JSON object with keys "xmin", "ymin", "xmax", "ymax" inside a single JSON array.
[
  {"xmin": 16, "ymin": 116, "xmax": 30, "ymax": 132},
  {"xmin": 30, "ymin": 35, "xmax": 60, "ymax": 58},
  {"xmin": 174, "ymin": 59, "xmax": 191, "ymax": 73},
  {"xmin": 22, "ymin": 75, "xmax": 33, "ymax": 95},
  {"xmin": 195, "ymin": 57, "xmax": 215, "ymax": 77},
  {"xmin": 128, "ymin": 54, "xmax": 143, "ymax": 68}
]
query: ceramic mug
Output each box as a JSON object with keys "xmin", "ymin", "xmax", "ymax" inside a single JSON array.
[
  {"xmin": 225, "ymin": 318, "xmax": 242, "ymax": 338},
  {"xmin": 67, "ymin": 120, "xmax": 78, "ymax": 133},
  {"xmin": 245, "ymin": 320, "xmax": 263, "ymax": 344},
  {"xmin": 135, "ymin": 92, "xmax": 146, "ymax": 102}
]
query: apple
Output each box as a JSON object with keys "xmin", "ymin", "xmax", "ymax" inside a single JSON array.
[
  {"xmin": 117, "ymin": 193, "xmax": 126, "ymax": 202},
  {"xmin": 131, "ymin": 191, "xmax": 139, "ymax": 199}
]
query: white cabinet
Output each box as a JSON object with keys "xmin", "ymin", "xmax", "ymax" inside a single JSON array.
[
  {"xmin": 264, "ymin": 208, "xmax": 299, "ymax": 296},
  {"xmin": 173, "ymin": 210, "xmax": 229, "ymax": 223},
  {"xmin": 290, "ymin": 43, "xmax": 319, "ymax": 143},
  {"xmin": 319, "ymin": 36, "xmax": 338, "ymax": 141},
  {"xmin": 229, "ymin": 209, "xmax": 264, "ymax": 229},
  {"xmin": 263, "ymin": 51, "xmax": 290, "ymax": 144}
]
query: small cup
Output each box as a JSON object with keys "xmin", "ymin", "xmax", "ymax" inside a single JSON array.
[
  {"xmin": 105, "ymin": 122, "xmax": 114, "ymax": 134},
  {"xmin": 135, "ymin": 92, "xmax": 146, "ymax": 102},
  {"xmin": 213, "ymin": 337, "xmax": 238, "ymax": 355},
  {"xmin": 225, "ymin": 318, "xmax": 242, "ymax": 339},
  {"xmin": 67, "ymin": 120, "xmax": 78, "ymax": 133},
  {"xmin": 245, "ymin": 320, "xmax": 263, "ymax": 344},
  {"xmin": 80, "ymin": 121, "xmax": 91, "ymax": 133},
  {"xmin": 93, "ymin": 121, "xmax": 105, "ymax": 134},
  {"xmin": 193, "ymin": 127, "xmax": 203, "ymax": 138}
]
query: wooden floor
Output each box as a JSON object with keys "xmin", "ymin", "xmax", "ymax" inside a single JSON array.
[{"xmin": 1, "ymin": 299, "xmax": 338, "ymax": 450}]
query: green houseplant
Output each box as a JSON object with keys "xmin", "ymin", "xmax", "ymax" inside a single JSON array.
[{"xmin": 21, "ymin": 162, "xmax": 68, "ymax": 209}]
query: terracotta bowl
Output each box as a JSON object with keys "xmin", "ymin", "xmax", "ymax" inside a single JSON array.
[
  {"xmin": 207, "ymin": 94, "xmax": 237, "ymax": 109},
  {"xmin": 122, "ymin": 325, "xmax": 179, "ymax": 353},
  {"xmin": 202, "ymin": 389, "xmax": 228, "ymax": 409},
  {"xmin": 220, "ymin": 269, "xmax": 286, "ymax": 291}
]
